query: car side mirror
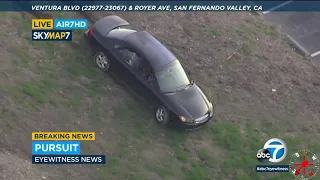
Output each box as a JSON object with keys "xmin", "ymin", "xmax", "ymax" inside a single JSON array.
[{"xmin": 187, "ymin": 71, "xmax": 191, "ymax": 77}]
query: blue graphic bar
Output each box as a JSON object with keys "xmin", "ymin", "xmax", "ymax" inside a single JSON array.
[
  {"xmin": 3, "ymin": 1, "xmax": 320, "ymax": 11},
  {"xmin": 8, "ymin": 0, "xmax": 320, "ymax": 1},
  {"xmin": 32, "ymin": 141, "xmax": 80, "ymax": 154},
  {"xmin": 32, "ymin": 155, "xmax": 106, "ymax": 164},
  {"xmin": 256, "ymin": 165, "xmax": 289, "ymax": 172},
  {"xmin": 54, "ymin": 19, "xmax": 88, "ymax": 30}
]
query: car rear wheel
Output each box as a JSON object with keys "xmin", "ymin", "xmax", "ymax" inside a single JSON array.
[
  {"xmin": 94, "ymin": 52, "xmax": 110, "ymax": 71},
  {"xmin": 155, "ymin": 106, "xmax": 170, "ymax": 125}
]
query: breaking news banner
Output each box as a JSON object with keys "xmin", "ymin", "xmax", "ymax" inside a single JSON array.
[
  {"xmin": 31, "ymin": 19, "xmax": 88, "ymax": 41},
  {"xmin": 31, "ymin": 132, "xmax": 105, "ymax": 164},
  {"xmin": 2, "ymin": 1, "xmax": 320, "ymax": 11},
  {"xmin": 31, "ymin": 132, "xmax": 95, "ymax": 140}
]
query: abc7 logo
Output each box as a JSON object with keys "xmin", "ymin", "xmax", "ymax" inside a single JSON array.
[{"xmin": 256, "ymin": 149, "xmax": 271, "ymax": 162}]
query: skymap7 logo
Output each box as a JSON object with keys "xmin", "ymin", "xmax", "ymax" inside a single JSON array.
[{"xmin": 32, "ymin": 30, "xmax": 72, "ymax": 41}]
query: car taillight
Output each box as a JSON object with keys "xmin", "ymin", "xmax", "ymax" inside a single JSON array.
[{"xmin": 88, "ymin": 27, "xmax": 94, "ymax": 36}]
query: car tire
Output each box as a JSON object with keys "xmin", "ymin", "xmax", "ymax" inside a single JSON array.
[
  {"xmin": 155, "ymin": 106, "xmax": 170, "ymax": 125},
  {"xmin": 93, "ymin": 52, "xmax": 110, "ymax": 72}
]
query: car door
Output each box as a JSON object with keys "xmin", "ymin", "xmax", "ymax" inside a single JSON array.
[
  {"xmin": 113, "ymin": 46, "xmax": 141, "ymax": 72},
  {"xmin": 111, "ymin": 46, "xmax": 160, "ymax": 106},
  {"xmin": 133, "ymin": 59, "xmax": 162, "ymax": 106},
  {"xmin": 110, "ymin": 46, "xmax": 152, "ymax": 100},
  {"xmin": 109, "ymin": 46, "xmax": 138, "ymax": 78}
]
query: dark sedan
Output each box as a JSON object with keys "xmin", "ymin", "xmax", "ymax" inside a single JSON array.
[{"xmin": 84, "ymin": 15, "xmax": 214, "ymax": 129}]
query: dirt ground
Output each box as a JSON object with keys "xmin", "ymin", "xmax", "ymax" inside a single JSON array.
[{"xmin": 1, "ymin": 11, "xmax": 320, "ymax": 180}]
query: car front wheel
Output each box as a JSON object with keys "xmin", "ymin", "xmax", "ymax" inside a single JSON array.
[
  {"xmin": 155, "ymin": 106, "xmax": 170, "ymax": 125},
  {"xmin": 94, "ymin": 52, "xmax": 110, "ymax": 72}
]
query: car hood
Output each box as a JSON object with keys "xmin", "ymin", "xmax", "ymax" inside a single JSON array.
[{"xmin": 165, "ymin": 84, "xmax": 209, "ymax": 119}]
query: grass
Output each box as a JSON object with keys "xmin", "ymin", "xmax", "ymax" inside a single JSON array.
[
  {"xmin": 2, "ymin": 12, "xmax": 320, "ymax": 180},
  {"xmin": 8, "ymin": 77, "xmax": 53, "ymax": 105},
  {"xmin": 9, "ymin": 46, "xmax": 32, "ymax": 67},
  {"xmin": 70, "ymin": 90, "xmax": 83, "ymax": 106},
  {"xmin": 209, "ymin": 30, "xmax": 221, "ymax": 37}
]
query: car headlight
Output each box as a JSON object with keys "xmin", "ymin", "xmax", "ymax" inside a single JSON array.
[{"xmin": 179, "ymin": 116, "xmax": 193, "ymax": 122}]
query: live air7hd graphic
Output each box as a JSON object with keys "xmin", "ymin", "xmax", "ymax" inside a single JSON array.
[
  {"xmin": 289, "ymin": 149, "xmax": 320, "ymax": 179},
  {"xmin": 31, "ymin": 19, "xmax": 88, "ymax": 41},
  {"xmin": 256, "ymin": 138, "xmax": 289, "ymax": 173}
]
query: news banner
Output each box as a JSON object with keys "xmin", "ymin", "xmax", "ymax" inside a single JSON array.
[
  {"xmin": 31, "ymin": 4, "xmax": 263, "ymax": 12},
  {"xmin": 3, "ymin": 1, "xmax": 320, "ymax": 12},
  {"xmin": 32, "ymin": 132, "xmax": 106, "ymax": 164}
]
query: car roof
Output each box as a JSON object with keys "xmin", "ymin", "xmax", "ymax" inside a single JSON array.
[{"xmin": 123, "ymin": 31, "xmax": 176, "ymax": 68}]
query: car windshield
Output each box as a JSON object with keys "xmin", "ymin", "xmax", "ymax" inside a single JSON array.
[{"xmin": 155, "ymin": 60, "xmax": 191, "ymax": 93}]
